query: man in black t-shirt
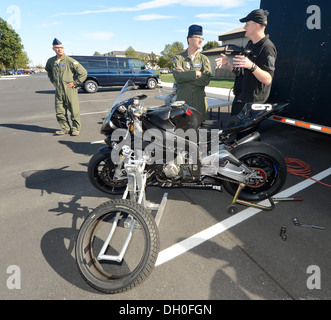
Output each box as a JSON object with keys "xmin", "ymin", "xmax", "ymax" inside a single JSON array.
[{"xmin": 216, "ymin": 9, "xmax": 277, "ymax": 115}]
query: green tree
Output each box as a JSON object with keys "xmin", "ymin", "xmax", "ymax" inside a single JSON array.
[
  {"xmin": 157, "ymin": 56, "xmax": 168, "ymax": 68},
  {"xmin": 0, "ymin": 17, "xmax": 24, "ymax": 71},
  {"xmin": 93, "ymin": 51, "xmax": 101, "ymax": 56},
  {"xmin": 148, "ymin": 52, "xmax": 158, "ymax": 68},
  {"xmin": 137, "ymin": 52, "xmax": 158, "ymax": 68},
  {"xmin": 202, "ymin": 41, "xmax": 220, "ymax": 51},
  {"xmin": 13, "ymin": 50, "xmax": 30, "ymax": 70},
  {"xmin": 125, "ymin": 46, "xmax": 138, "ymax": 58},
  {"xmin": 139, "ymin": 54, "xmax": 148, "ymax": 64},
  {"xmin": 160, "ymin": 41, "xmax": 184, "ymax": 68}
]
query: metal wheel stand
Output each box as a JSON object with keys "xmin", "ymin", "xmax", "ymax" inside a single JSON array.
[
  {"xmin": 96, "ymin": 157, "xmax": 167, "ymax": 263},
  {"xmin": 227, "ymin": 182, "xmax": 303, "ymax": 214},
  {"xmin": 123, "ymin": 158, "xmax": 168, "ymax": 228}
]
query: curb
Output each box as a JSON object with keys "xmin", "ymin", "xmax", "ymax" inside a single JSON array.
[{"xmin": 160, "ymin": 81, "xmax": 234, "ymax": 102}]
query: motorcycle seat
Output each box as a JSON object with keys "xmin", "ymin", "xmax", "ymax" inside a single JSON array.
[{"xmin": 200, "ymin": 120, "xmax": 222, "ymax": 130}]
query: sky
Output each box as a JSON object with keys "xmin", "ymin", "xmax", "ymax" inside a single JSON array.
[{"xmin": 1, "ymin": 0, "xmax": 260, "ymax": 67}]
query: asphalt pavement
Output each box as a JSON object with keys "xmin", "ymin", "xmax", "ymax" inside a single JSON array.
[{"xmin": 0, "ymin": 74, "xmax": 331, "ymax": 303}]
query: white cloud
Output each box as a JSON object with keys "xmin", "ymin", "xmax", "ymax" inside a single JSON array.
[
  {"xmin": 134, "ymin": 14, "xmax": 177, "ymax": 21},
  {"xmin": 54, "ymin": 0, "xmax": 246, "ymax": 16},
  {"xmin": 203, "ymin": 30, "xmax": 224, "ymax": 35},
  {"xmin": 81, "ymin": 32, "xmax": 114, "ymax": 41},
  {"xmin": 136, "ymin": 0, "xmax": 178, "ymax": 10},
  {"xmin": 197, "ymin": 21, "xmax": 241, "ymax": 27},
  {"xmin": 39, "ymin": 21, "xmax": 62, "ymax": 28},
  {"xmin": 196, "ymin": 13, "xmax": 239, "ymax": 19},
  {"xmin": 53, "ymin": 1, "xmax": 177, "ymax": 16},
  {"xmin": 54, "ymin": 7, "xmax": 136, "ymax": 16}
]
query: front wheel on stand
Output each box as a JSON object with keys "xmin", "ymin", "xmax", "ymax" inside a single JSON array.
[
  {"xmin": 88, "ymin": 152, "xmax": 127, "ymax": 195},
  {"xmin": 76, "ymin": 199, "xmax": 160, "ymax": 294}
]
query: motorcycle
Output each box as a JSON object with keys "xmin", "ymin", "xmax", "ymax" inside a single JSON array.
[
  {"xmin": 76, "ymin": 80, "xmax": 289, "ymax": 294},
  {"xmin": 88, "ymin": 80, "xmax": 288, "ymax": 204}
]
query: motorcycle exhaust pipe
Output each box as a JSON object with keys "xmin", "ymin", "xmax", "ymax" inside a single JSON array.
[
  {"xmin": 234, "ymin": 132, "xmax": 261, "ymax": 147},
  {"xmin": 201, "ymin": 149, "xmax": 243, "ymax": 167}
]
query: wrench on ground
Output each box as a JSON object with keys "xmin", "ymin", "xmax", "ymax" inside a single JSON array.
[{"xmin": 292, "ymin": 218, "xmax": 325, "ymax": 230}]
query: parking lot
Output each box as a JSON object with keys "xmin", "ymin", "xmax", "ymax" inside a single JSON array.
[{"xmin": 0, "ymin": 74, "xmax": 331, "ymax": 301}]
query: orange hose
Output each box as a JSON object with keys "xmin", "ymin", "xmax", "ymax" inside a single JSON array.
[{"xmin": 285, "ymin": 157, "xmax": 331, "ymax": 188}]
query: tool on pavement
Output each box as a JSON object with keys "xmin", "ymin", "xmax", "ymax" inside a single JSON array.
[
  {"xmin": 280, "ymin": 226, "xmax": 287, "ymax": 241},
  {"xmin": 292, "ymin": 218, "xmax": 325, "ymax": 230}
]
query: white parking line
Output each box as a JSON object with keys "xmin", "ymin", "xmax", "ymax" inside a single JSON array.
[
  {"xmin": 0, "ymin": 75, "xmax": 30, "ymax": 79},
  {"xmin": 81, "ymin": 110, "xmax": 107, "ymax": 116},
  {"xmin": 155, "ymin": 167, "xmax": 331, "ymax": 266},
  {"xmin": 80, "ymin": 99, "xmax": 112, "ymax": 103}
]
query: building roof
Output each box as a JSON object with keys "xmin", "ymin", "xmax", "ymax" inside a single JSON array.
[
  {"xmin": 201, "ymin": 47, "xmax": 223, "ymax": 56},
  {"xmin": 218, "ymin": 27, "xmax": 246, "ymax": 41}
]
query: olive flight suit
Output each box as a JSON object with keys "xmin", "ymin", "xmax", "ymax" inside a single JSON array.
[
  {"xmin": 172, "ymin": 50, "xmax": 211, "ymax": 119},
  {"xmin": 45, "ymin": 54, "xmax": 87, "ymax": 133}
]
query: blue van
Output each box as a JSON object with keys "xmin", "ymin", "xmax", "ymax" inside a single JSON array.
[{"xmin": 70, "ymin": 55, "xmax": 160, "ymax": 93}]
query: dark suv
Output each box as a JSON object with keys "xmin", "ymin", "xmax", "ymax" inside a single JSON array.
[{"xmin": 70, "ymin": 55, "xmax": 160, "ymax": 93}]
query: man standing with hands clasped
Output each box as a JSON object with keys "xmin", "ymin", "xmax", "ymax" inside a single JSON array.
[
  {"xmin": 216, "ymin": 9, "xmax": 277, "ymax": 116},
  {"xmin": 172, "ymin": 25, "xmax": 211, "ymax": 120},
  {"xmin": 46, "ymin": 38, "xmax": 87, "ymax": 136}
]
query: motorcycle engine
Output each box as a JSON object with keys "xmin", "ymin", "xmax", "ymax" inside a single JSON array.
[
  {"xmin": 162, "ymin": 153, "xmax": 187, "ymax": 179},
  {"xmin": 163, "ymin": 161, "xmax": 180, "ymax": 179}
]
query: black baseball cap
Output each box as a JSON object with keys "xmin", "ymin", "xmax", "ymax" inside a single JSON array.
[{"xmin": 240, "ymin": 9, "xmax": 269, "ymax": 26}]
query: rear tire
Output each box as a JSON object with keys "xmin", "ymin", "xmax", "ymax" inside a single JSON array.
[{"xmin": 223, "ymin": 142, "xmax": 287, "ymax": 201}]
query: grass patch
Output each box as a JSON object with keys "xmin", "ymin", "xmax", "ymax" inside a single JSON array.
[
  {"xmin": 209, "ymin": 78, "xmax": 235, "ymax": 89},
  {"xmin": 161, "ymin": 74, "xmax": 234, "ymax": 89}
]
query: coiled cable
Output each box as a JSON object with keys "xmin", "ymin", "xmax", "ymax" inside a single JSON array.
[{"xmin": 285, "ymin": 157, "xmax": 331, "ymax": 188}]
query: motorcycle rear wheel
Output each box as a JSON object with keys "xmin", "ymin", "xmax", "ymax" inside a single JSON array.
[
  {"xmin": 223, "ymin": 142, "xmax": 287, "ymax": 201},
  {"xmin": 76, "ymin": 199, "xmax": 159, "ymax": 294}
]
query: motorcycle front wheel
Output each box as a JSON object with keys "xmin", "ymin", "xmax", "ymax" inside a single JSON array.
[
  {"xmin": 76, "ymin": 199, "xmax": 160, "ymax": 294},
  {"xmin": 223, "ymin": 142, "xmax": 287, "ymax": 201},
  {"xmin": 88, "ymin": 152, "xmax": 127, "ymax": 194}
]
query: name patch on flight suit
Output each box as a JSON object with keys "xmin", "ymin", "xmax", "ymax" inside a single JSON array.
[{"xmin": 193, "ymin": 63, "xmax": 201, "ymax": 67}]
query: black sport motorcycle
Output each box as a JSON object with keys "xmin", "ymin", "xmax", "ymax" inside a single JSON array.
[
  {"xmin": 76, "ymin": 81, "xmax": 289, "ymax": 294},
  {"xmin": 88, "ymin": 80, "xmax": 288, "ymax": 204}
]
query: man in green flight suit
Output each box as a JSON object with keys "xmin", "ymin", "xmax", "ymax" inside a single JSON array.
[
  {"xmin": 45, "ymin": 38, "xmax": 87, "ymax": 136},
  {"xmin": 172, "ymin": 25, "xmax": 211, "ymax": 120}
]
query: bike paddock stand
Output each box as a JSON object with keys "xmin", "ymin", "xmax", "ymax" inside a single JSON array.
[
  {"xmin": 96, "ymin": 157, "xmax": 167, "ymax": 264},
  {"xmin": 227, "ymin": 182, "xmax": 304, "ymax": 215},
  {"xmin": 123, "ymin": 158, "xmax": 168, "ymax": 228}
]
